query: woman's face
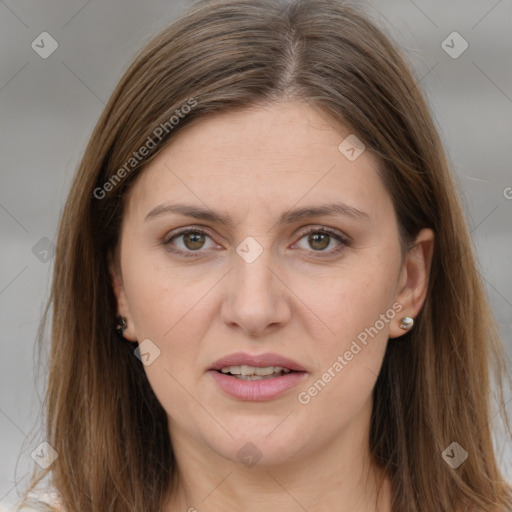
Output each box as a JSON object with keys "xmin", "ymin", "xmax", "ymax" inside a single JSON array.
[{"xmin": 112, "ymin": 100, "xmax": 433, "ymax": 468}]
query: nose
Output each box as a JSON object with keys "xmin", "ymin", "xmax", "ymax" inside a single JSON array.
[{"xmin": 220, "ymin": 240, "xmax": 291, "ymax": 337}]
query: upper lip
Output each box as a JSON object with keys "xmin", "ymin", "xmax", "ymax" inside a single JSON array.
[{"xmin": 209, "ymin": 352, "xmax": 306, "ymax": 372}]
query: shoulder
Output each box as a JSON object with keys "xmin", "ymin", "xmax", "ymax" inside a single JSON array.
[{"xmin": 8, "ymin": 490, "xmax": 65, "ymax": 512}]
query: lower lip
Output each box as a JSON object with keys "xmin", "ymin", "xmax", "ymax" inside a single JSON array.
[{"xmin": 209, "ymin": 370, "xmax": 307, "ymax": 401}]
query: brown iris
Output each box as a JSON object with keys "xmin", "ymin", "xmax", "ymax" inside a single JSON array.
[
  {"xmin": 183, "ymin": 232, "xmax": 206, "ymax": 250},
  {"xmin": 308, "ymin": 232, "xmax": 330, "ymax": 251}
]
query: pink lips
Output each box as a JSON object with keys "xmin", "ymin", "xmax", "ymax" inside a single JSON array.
[
  {"xmin": 208, "ymin": 352, "xmax": 308, "ymax": 401},
  {"xmin": 209, "ymin": 352, "xmax": 306, "ymax": 372}
]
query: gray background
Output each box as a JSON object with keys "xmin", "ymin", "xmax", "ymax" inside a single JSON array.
[{"xmin": 1, "ymin": 0, "xmax": 511, "ymax": 508}]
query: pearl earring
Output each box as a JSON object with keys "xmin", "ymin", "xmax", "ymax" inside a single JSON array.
[{"xmin": 399, "ymin": 316, "xmax": 414, "ymax": 330}]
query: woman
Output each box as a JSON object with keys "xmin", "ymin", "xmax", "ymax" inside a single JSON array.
[{"xmin": 17, "ymin": 0, "xmax": 512, "ymax": 510}]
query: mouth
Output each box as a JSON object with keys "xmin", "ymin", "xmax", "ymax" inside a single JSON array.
[{"xmin": 208, "ymin": 352, "xmax": 307, "ymax": 401}]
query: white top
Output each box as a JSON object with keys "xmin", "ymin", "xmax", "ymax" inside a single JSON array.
[{"xmin": 3, "ymin": 490, "xmax": 64, "ymax": 512}]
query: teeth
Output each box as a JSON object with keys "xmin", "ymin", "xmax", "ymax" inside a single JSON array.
[
  {"xmin": 220, "ymin": 365, "xmax": 292, "ymax": 377},
  {"xmin": 235, "ymin": 374, "xmax": 282, "ymax": 380}
]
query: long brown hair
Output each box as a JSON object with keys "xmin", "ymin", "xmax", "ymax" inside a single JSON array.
[{"xmin": 19, "ymin": 0, "xmax": 512, "ymax": 510}]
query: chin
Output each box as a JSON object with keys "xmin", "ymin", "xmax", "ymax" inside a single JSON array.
[{"xmin": 199, "ymin": 416, "xmax": 312, "ymax": 468}]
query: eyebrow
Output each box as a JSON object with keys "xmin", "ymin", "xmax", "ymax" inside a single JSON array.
[{"xmin": 145, "ymin": 201, "xmax": 370, "ymax": 226}]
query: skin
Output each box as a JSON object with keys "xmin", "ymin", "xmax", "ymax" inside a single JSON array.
[{"xmin": 111, "ymin": 100, "xmax": 434, "ymax": 512}]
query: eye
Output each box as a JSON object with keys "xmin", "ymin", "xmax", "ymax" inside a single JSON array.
[
  {"xmin": 293, "ymin": 226, "xmax": 348, "ymax": 256},
  {"xmin": 162, "ymin": 226, "xmax": 349, "ymax": 259},
  {"xmin": 163, "ymin": 228, "xmax": 218, "ymax": 258}
]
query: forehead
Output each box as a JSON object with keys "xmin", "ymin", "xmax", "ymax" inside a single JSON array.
[{"xmin": 125, "ymin": 100, "xmax": 392, "ymax": 224}]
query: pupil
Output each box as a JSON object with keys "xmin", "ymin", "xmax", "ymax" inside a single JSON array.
[
  {"xmin": 184, "ymin": 233, "xmax": 204, "ymax": 250},
  {"xmin": 310, "ymin": 233, "xmax": 329, "ymax": 250}
]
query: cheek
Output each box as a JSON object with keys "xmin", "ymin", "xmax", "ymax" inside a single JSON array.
[
  {"xmin": 121, "ymin": 266, "xmax": 213, "ymax": 423},
  {"xmin": 120, "ymin": 248, "xmax": 220, "ymax": 398},
  {"xmin": 121, "ymin": 240, "xmax": 214, "ymax": 342},
  {"xmin": 294, "ymin": 257, "xmax": 399, "ymax": 413},
  {"xmin": 297, "ymin": 256, "xmax": 399, "ymax": 350}
]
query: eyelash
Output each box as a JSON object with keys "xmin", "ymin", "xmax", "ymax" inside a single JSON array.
[{"xmin": 162, "ymin": 226, "xmax": 350, "ymax": 259}]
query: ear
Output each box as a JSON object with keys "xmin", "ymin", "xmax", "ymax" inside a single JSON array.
[
  {"xmin": 388, "ymin": 228, "xmax": 434, "ymax": 339},
  {"xmin": 108, "ymin": 251, "xmax": 138, "ymax": 341}
]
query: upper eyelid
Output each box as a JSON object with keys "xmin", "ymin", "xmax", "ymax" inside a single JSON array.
[{"xmin": 163, "ymin": 226, "xmax": 215, "ymax": 243}]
